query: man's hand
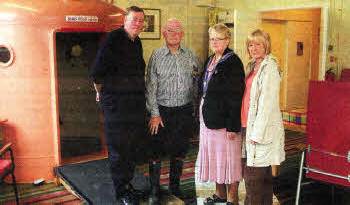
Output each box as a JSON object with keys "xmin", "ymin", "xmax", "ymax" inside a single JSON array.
[
  {"xmin": 93, "ymin": 83, "xmax": 101, "ymax": 102},
  {"xmin": 149, "ymin": 116, "xmax": 164, "ymax": 135},
  {"xmin": 96, "ymin": 92, "xmax": 100, "ymax": 102},
  {"xmin": 226, "ymin": 131, "xmax": 239, "ymax": 140}
]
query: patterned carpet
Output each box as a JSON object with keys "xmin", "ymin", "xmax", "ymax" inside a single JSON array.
[
  {"xmin": 281, "ymin": 107, "xmax": 307, "ymax": 133},
  {"xmin": 0, "ymin": 182, "xmax": 80, "ymax": 204},
  {"xmin": 0, "ymin": 130, "xmax": 306, "ymax": 205}
]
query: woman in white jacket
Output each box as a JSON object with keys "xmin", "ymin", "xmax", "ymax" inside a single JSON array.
[{"xmin": 240, "ymin": 29, "xmax": 285, "ymax": 205}]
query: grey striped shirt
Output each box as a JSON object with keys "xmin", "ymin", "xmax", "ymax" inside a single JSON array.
[{"xmin": 146, "ymin": 45, "xmax": 202, "ymax": 117}]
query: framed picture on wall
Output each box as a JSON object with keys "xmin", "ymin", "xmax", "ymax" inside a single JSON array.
[{"xmin": 140, "ymin": 8, "xmax": 161, "ymax": 40}]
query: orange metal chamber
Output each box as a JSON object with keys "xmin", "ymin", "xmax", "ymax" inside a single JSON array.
[{"xmin": 0, "ymin": 0, "xmax": 124, "ymax": 182}]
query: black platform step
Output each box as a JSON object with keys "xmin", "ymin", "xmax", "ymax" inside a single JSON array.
[{"xmin": 55, "ymin": 158, "xmax": 150, "ymax": 204}]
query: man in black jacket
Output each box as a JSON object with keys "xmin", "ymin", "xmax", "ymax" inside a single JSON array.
[{"xmin": 90, "ymin": 6, "xmax": 145, "ymax": 205}]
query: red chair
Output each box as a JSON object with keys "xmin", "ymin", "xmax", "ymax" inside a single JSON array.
[
  {"xmin": 339, "ymin": 68, "xmax": 350, "ymax": 82},
  {"xmin": 295, "ymin": 81, "xmax": 350, "ymax": 205},
  {"xmin": 0, "ymin": 143, "xmax": 20, "ymax": 205}
]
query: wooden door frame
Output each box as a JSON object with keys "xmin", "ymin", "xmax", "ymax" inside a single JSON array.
[
  {"xmin": 261, "ymin": 20, "xmax": 288, "ymax": 109},
  {"xmin": 259, "ymin": 6, "xmax": 328, "ymax": 81}
]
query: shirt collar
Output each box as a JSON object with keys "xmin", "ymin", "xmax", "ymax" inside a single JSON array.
[{"xmin": 161, "ymin": 44, "xmax": 185, "ymax": 57}]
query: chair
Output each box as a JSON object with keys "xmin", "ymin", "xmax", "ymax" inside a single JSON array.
[
  {"xmin": 0, "ymin": 143, "xmax": 20, "ymax": 205},
  {"xmin": 295, "ymin": 81, "xmax": 350, "ymax": 205},
  {"xmin": 339, "ymin": 68, "xmax": 350, "ymax": 82}
]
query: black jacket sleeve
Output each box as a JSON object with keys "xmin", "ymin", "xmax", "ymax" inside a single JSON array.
[
  {"xmin": 90, "ymin": 31, "xmax": 119, "ymax": 84},
  {"xmin": 224, "ymin": 54, "xmax": 245, "ymax": 132}
]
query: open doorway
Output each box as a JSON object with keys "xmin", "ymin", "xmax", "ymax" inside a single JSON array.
[
  {"xmin": 261, "ymin": 8, "xmax": 322, "ymax": 132},
  {"xmin": 56, "ymin": 32, "xmax": 108, "ymax": 164},
  {"xmin": 261, "ymin": 8, "xmax": 321, "ymax": 110}
]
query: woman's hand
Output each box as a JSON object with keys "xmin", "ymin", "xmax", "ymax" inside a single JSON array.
[
  {"xmin": 226, "ymin": 131, "xmax": 239, "ymax": 140},
  {"xmin": 250, "ymin": 140, "xmax": 258, "ymax": 145}
]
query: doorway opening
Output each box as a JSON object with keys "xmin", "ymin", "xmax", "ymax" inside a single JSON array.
[
  {"xmin": 261, "ymin": 8, "xmax": 322, "ymax": 132},
  {"xmin": 56, "ymin": 32, "xmax": 108, "ymax": 164}
]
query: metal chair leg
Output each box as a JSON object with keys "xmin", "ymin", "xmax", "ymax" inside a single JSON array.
[
  {"xmin": 331, "ymin": 184, "xmax": 335, "ymax": 205},
  {"xmin": 295, "ymin": 150, "xmax": 305, "ymax": 205},
  {"xmin": 11, "ymin": 172, "xmax": 19, "ymax": 205}
]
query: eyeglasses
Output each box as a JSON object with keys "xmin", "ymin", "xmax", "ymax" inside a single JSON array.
[
  {"xmin": 129, "ymin": 18, "xmax": 144, "ymax": 24},
  {"xmin": 167, "ymin": 29, "xmax": 182, "ymax": 33},
  {"xmin": 248, "ymin": 42, "xmax": 264, "ymax": 48},
  {"xmin": 209, "ymin": 38, "xmax": 227, "ymax": 42}
]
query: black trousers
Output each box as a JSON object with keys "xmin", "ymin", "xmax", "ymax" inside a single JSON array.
[
  {"xmin": 149, "ymin": 103, "xmax": 193, "ymax": 160},
  {"xmin": 101, "ymin": 99, "xmax": 146, "ymax": 196}
]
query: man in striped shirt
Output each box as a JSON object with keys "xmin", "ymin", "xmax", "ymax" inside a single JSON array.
[{"xmin": 145, "ymin": 18, "xmax": 202, "ymax": 204}]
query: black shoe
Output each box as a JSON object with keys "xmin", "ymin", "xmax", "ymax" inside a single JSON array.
[
  {"xmin": 126, "ymin": 183, "xmax": 145, "ymax": 199},
  {"xmin": 168, "ymin": 186, "xmax": 185, "ymax": 199},
  {"xmin": 169, "ymin": 159, "xmax": 185, "ymax": 199},
  {"xmin": 116, "ymin": 191, "xmax": 139, "ymax": 205},
  {"xmin": 116, "ymin": 184, "xmax": 140, "ymax": 205},
  {"xmin": 148, "ymin": 161, "xmax": 161, "ymax": 205},
  {"xmin": 203, "ymin": 194, "xmax": 227, "ymax": 205},
  {"xmin": 148, "ymin": 191, "xmax": 161, "ymax": 205}
]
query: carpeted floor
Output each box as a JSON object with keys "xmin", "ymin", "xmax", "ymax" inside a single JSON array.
[
  {"xmin": 0, "ymin": 182, "xmax": 80, "ymax": 204},
  {"xmin": 0, "ymin": 140, "xmax": 199, "ymax": 205},
  {"xmin": 2, "ymin": 129, "xmax": 335, "ymax": 205},
  {"xmin": 273, "ymin": 130, "xmax": 350, "ymax": 205}
]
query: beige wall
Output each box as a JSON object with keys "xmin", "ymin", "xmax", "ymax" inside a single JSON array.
[
  {"xmin": 217, "ymin": 0, "xmax": 349, "ymax": 79},
  {"xmin": 112, "ymin": 0, "xmax": 350, "ymax": 78},
  {"xmin": 114, "ymin": 0, "xmax": 209, "ymax": 66}
]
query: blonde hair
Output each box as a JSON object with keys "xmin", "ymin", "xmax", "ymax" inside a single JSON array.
[
  {"xmin": 246, "ymin": 29, "xmax": 271, "ymax": 57},
  {"xmin": 208, "ymin": 23, "xmax": 231, "ymax": 39}
]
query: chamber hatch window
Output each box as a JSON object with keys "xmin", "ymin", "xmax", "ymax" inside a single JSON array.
[{"xmin": 0, "ymin": 45, "xmax": 14, "ymax": 67}]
